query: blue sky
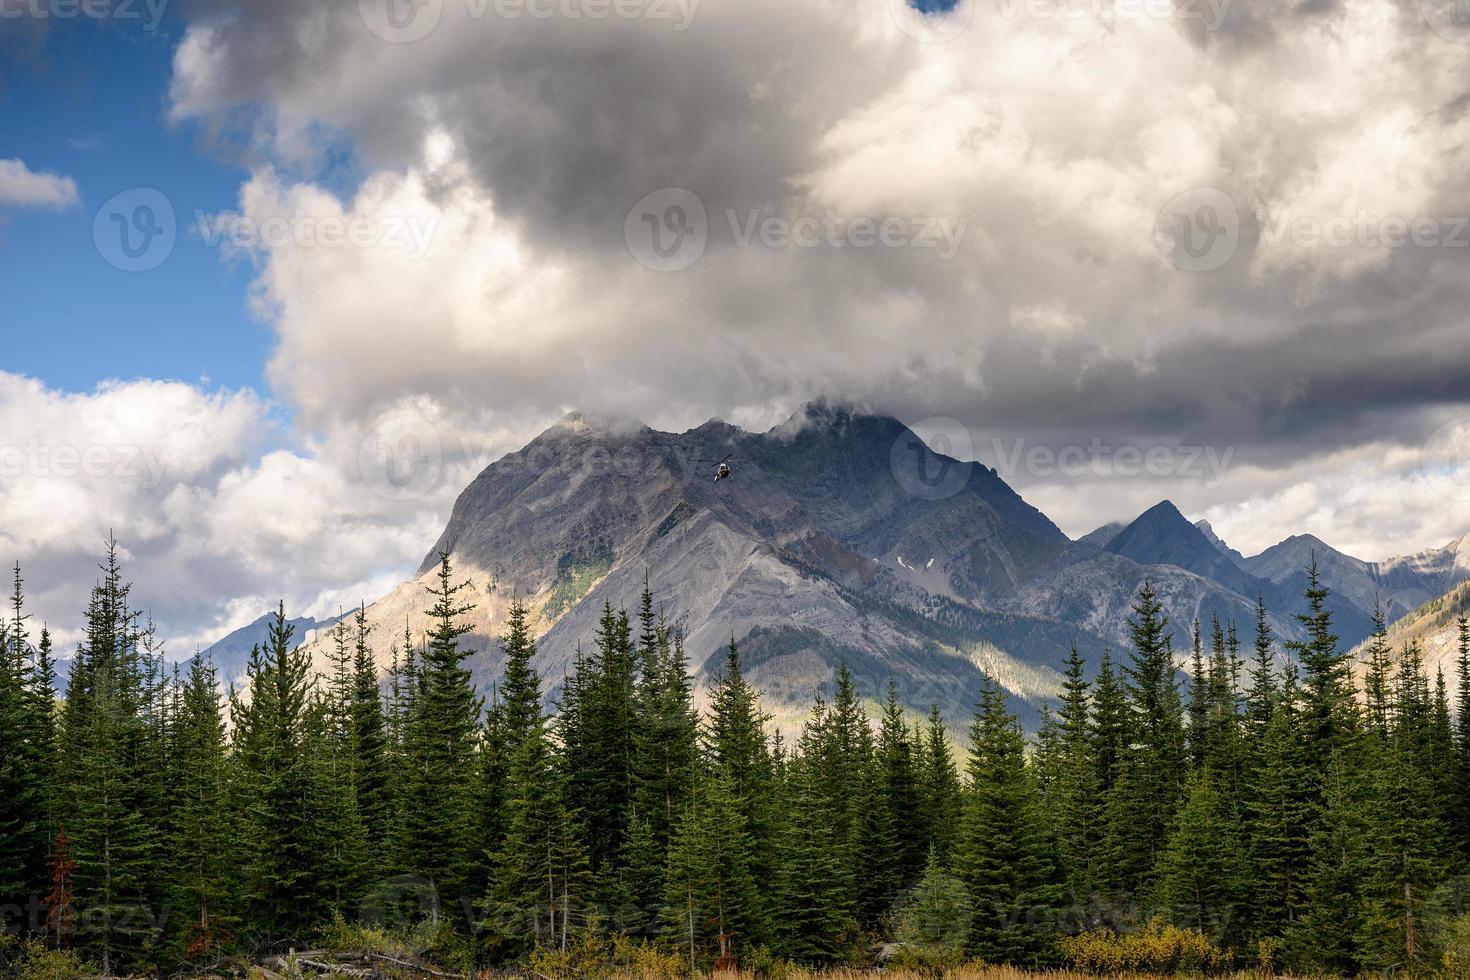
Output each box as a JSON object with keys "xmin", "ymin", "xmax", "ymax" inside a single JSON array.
[{"xmin": 1, "ymin": 15, "xmax": 268, "ymax": 394}]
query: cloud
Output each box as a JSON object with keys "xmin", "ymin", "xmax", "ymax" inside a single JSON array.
[
  {"xmin": 0, "ymin": 158, "xmax": 79, "ymax": 209},
  {"xmin": 0, "ymin": 373, "xmax": 490, "ymax": 654},
  {"xmin": 12, "ymin": 0, "xmax": 1460, "ymax": 649}
]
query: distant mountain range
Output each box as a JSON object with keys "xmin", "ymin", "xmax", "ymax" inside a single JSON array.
[
  {"xmin": 218, "ymin": 404, "xmax": 1468, "ymax": 733},
  {"xmin": 202, "ymin": 611, "xmax": 345, "ymax": 690}
]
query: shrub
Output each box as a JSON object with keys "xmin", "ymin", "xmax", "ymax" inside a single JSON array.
[
  {"xmin": 14, "ymin": 942, "xmax": 89, "ymax": 980},
  {"xmin": 528, "ymin": 932, "xmax": 688, "ymax": 979},
  {"xmin": 1444, "ymin": 910, "xmax": 1470, "ymax": 975},
  {"xmin": 1059, "ymin": 917, "xmax": 1233, "ymax": 975}
]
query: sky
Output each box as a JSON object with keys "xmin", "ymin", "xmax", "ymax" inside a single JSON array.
[{"xmin": 2, "ymin": 0, "xmax": 1470, "ymax": 653}]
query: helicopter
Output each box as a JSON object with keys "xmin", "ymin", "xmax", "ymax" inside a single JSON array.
[{"xmin": 694, "ymin": 453, "xmax": 742, "ymax": 483}]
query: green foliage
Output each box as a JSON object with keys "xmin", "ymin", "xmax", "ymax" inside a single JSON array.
[
  {"xmin": 957, "ymin": 674, "xmax": 1061, "ymax": 965},
  {"xmin": 12, "ymin": 546, "xmax": 1470, "ymax": 978},
  {"xmin": 892, "ymin": 849, "xmax": 973, "ymax": 971}
]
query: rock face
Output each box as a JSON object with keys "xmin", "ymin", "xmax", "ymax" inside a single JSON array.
[
  {"xmin": 1353, "ymin": 578, "xmax": 1470, "ymax": 685},
  {"xmin": 274, "ymin": 404, "xmax": 1468, "ymax": 735}
]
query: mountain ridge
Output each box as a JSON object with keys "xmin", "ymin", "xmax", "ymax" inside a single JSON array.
[{"xmin": 270, "ymin": 404, "xmax": 1469, "ymax": 733}]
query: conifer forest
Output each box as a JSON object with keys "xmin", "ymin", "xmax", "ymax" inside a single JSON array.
[{"xmin": 4, "ymin": 544, "xmax": 1470, "ymax": 978}]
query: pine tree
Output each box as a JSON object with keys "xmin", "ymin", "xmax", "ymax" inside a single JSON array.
[
  {"xmin": 772, "ymin": 754, "xmax": 852, "ymax": 963},
  {"xmin": 1052, "ymin": 646, "xmax": 1100, "ymax": 907},
  {"xmin": 957, "ymin": 675, "xmax": 1060, "ymax": 965},
  {"xmin": 1245, "ymin": 665, "xmax": 1312, "ymax": 941},
  {"xmin": 703, "ymin": 638, "xmax": 777, "ymax": 923},
  {"xmin": 1242, "ymin": 597, "xmax": 1276, "ymax": 745},
  {"xmin": 399, "ymin": 554, "xmax": 483, "ymax": 919},
  {"xmin": 170, "ymin": 654, "xmax": 234, "ymax": 957},
  {"xmin": 233, "ymin": 605, "xmax": 322, "ymax": 938},
  {"xmin": 1293, "ymin": 754, "xmax": 1369, "ymax": 973},
  {"xmin": 1090, "ymin": 650, "xmax": 1128, "ymax": 796},
  {"xmin": 1155, "ymin": 771, "xmax": 1246, "ymax": 944},
  {"xmin": 629, "ymin": 615, "xmax": 699, "ymax": 911},
  {"xmin": 664, "ymin": 771, "xmax": 765, "ymax": 969},
  {"xmin": 1362, "ymin": 603, "xmax": 1394, "ymax": 739},
  {"xmin": 877, "ymin": 680, "xmax": 924, "ymax": 893},
  {"xmin": 485, "ymin": 666, "xmax": 590, "ymax": 955},
  {"xmin": 917, "ymin": 705, "xmax": 961, "ymax": 865},
  {"xmin": 562, "ymin": 602, "xmax": 638, "ymax": 885},
  {"xmin": 895, "ymin": 848, "xmax": 973, "ymax": 967},
  {"xmin": 58, "ymin": 543, "xmax": 163, "ymax": 972},
  {"xmin": 1455, "ymin": 617, "xmax": 1470, "ymax": 861},
  {"xmin": 1105, "ymin": 582, "xmax": 1185, "ymax": 896},
  {"xmin": 349, "ymin": 603, "xmax": 391, "ymax": 867},
  {"xmin": 1355, "ymin": 721, "xmax": 1443, "ymax": 972},
  {"xmin": 1186, "ymin": 620, "xmax": 1208, "ymax": 770},
  {"xmin": 1287, "ymin": 559, "xmax": 1357, "ymax": 785},
  {"xmin": 0, "ymin": 562, "xmax": 49, "ymax": 913}
]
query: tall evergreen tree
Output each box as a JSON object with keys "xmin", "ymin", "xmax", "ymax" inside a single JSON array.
[
  {"xmin": 664, "ymin": 770, "xmax": 765, "ymax": 968},
  {"xmin": 1051, "ymin": 646, "xmax": 1101, "ymax": 907},
  {"xmin": 399, "ymin": 554, "xmax": 483, "ymax": 919},
  {"xmin": 957, "ymin": 675, "xmax": 1059, "ymax": 965},
  {"xmin": 917, "ymin": 705, "xmax": 961, "ymax": 865},
  {"xmin": 233, "ymin": 605, "xmax": 322, "ymax": 938},
  {"xmin": 1155, "ymin": 771, "xmax": 1246, "ymax": 944},
  {"xmin": 349, "ymin": 603, "xmax": 391, "ymax": 867},
  {"xmin": 170, "ymin": 654, "xmax": 234, "ymax": 957}
]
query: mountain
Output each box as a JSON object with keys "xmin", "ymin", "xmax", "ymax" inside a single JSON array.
[
  {"xmin": 276, "ymin": 404, "xmax": 1467, "ymax": 735},
  {"xmin": 1195, "ymin": 519, "xmax": 1247, "ymax": 566},
  {"xmin": 1077, "ymin": 522, "xmax": 1125, "ymax": 549},
  {"xmin": 1106, "ymin": 501, "xmax": 1265, "ymax": 600},
  {"xmin": 1243, "ymin": 531, "xmax": 1470, "ymax": 627},
  {"xmin": 203, "ymin": 611, "xmax": 343, "ymax": 688},
  {"xmin": 1351, "ymin": 579, "xmax": 1470, "ymax": 684}
]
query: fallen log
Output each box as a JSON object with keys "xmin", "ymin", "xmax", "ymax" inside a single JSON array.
[{"xmin": 360, "ymin": 951, "xmax": 465, "ymax": 979}]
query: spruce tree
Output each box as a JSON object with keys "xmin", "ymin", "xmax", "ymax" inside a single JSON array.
[
  {"xmin": 170, "ymin": 654, "xmax": 233, "ymax": 957},
  {"xmin": 1455, "ymin": 617, "xmax": 1470, "ymax": 861},
  {"xmin": 917, "ymin": 705, "xmax": 961, "ymax": 865},
  {"xmin": 1245, "ymin": 665, "xmax": 1312, "ymax": 941},
  {"xmin": 956, "ymin": 675, "xmax": 1060, "ymax": 965},
  {"xmin": 1052, "ymin": 646, "xmax": 1101, "ymax": 907},
  {"xmin": 1106, "ymin": 582, "xmax": 1185, "ymax": 896},
  {"xmin": 233, "ymin": 605, "xmax": 322, "ymax": 938},
  {"xmin": 399, "ymin": 554, "xmax": 483, "ymax": 920},
  {"xmin": 1155, "ymin": 771, "xmax": 1246, "ymax": 944},
  {"xmin": 877, "ymin": 680, "xmax": 924, "ymax": 893},
  {"xmin": 704, "ymin": 639, "xmax": 777, "ymax": 912},
  {"xmin": 58, "ymin": 543, "xmax": 162, "ymax": 972},
  {"xmin": 349, "ymin": 603, "xmax": 391, "ymax": 867},
  {"xmin": 664, "ymin": 770, "xmax": 765, "ymax": 968},
  {"xmin": 485, "ymin": 702, "xmax": 590, "ymax": 956}
]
